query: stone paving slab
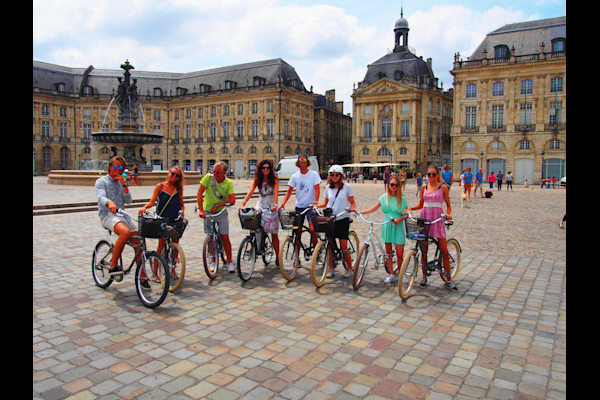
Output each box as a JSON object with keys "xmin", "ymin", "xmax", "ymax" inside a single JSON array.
[{"xmin": 33, "ymin": 177, "xmax": 566, "ymax": 399}]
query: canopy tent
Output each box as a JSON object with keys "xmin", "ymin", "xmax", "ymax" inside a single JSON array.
[{"xmin": 340, "ymin": 162, "xmax": 397, "ymax": 168}]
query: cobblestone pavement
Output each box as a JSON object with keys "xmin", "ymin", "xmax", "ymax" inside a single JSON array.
[{"xmin": 33, "ymin": 176, "xmax": 566, "ymax": 400}]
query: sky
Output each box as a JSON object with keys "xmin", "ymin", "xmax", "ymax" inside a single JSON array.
[{"xmin": 33, "ymin": 0, "xmax": 566, "ymax": 116}]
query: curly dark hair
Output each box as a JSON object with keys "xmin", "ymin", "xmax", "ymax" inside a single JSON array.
[{"xmin": 255, "ymin": 159, "xmax": 277, "ymax": 188}]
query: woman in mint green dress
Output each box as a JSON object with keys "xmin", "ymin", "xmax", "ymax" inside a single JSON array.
[{"xmin": 360, "ymin": 176, "xmax": 408, "ymax": 283}]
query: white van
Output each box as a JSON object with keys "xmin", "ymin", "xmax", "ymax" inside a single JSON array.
[{"xmin": 275, "ymin": 155, "xmax": 320, "ymax": 180}]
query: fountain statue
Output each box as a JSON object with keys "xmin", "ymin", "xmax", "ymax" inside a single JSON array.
[{"xmin": 91, "ymin": 60, "xmax": 162, "ymax": 171}]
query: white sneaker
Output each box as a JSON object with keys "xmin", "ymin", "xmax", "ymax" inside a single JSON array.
[
  {"xmin": 384, "ymin": 274, "xmax": 396, "ymax": 284},
  {"xmin": 342, "ymin": 269, "xmax": 353, "ymax": 278},
  {"xmin": 228, "ymin": 263, "xmax": 235, "ymax": 273}
]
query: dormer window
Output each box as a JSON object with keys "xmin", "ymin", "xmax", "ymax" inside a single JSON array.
[
  {"xmin": 153, "ymin": 88, "xmax": 163, "ymax": 97},
  {"xmin": 494, "ymin": 45, "xmax": 510, "ymax": 59},
  {"xmin": 82, "ymin": 85, "xmax": 94, "ymax": 96},
  {"xmin": 55, "ymin": 83, "xmax": 65, "ymax": 92},
  {"xmin": 199, "ymin": 84, "xmax": 211, "ymax": 93},
  {"xmin": 551, "ymin": 38, "xmax": 565, "ymax": 52},
  {"xmin": 176, "ymin": 87, "xmax": 187, "ymax": 96},
  {"xmin": 224, "ymin": 80, "xmax": 236, "ymax": 90},
  {"xmin": 253, "ymin": 76, "xmax": 265, "ymax": 86}
]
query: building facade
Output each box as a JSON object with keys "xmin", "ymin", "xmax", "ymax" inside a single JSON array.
[
  {"xmin": 313, "ymin": 89, "xmax": 352, "ymax": 169},
  {"xmin": 33, "ymin": 58, "xmax": 316, "ymax": 177},
  {"xmin": 450, "ymin": 17, "xmax": 566, "ymax": 184},
  {"xmin": 351, "ymin": 11, "xmax": 453, "ymax": 173}
]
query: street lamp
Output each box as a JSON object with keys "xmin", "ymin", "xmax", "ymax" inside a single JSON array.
[
  {"xmin": 540, "ymin": 151, "xmax": 545, "ymax": 185},
  {"xmin": 479, "ymin": 151, "xmax": 484, "ymax": 172}
]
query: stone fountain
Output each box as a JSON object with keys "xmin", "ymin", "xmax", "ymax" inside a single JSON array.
[
  {"xmin": 48, "ymin": 61, "xmax": 203, "ymax": 186},
  {"xmin": 91, "ymin": 60, "xmax": 162, "ymax": 172}
]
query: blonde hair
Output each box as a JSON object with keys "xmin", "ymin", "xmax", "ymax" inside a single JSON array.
[
  {"xmin": 107, "ymin": 156, "xmax": 127, "ymax": 173},
  {"xmin": 386, "ymin": 176, "xmax": 403, "ymax": 204},
  {"xmin": 214, "ymin": 161, "xmax": 228, "ymax": 173},
  {"xmin": 427, "ymin": 165, "xmax": 442, "ymax": 184}
]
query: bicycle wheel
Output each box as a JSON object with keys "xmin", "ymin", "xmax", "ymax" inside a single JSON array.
[
  {"xmin": 352, "ymin": 244, "xmax": 370, "ymax": 290},
  {"xmin": 163, "ymin": 241, "xmax": 186, "ymax": 292},
  {"xmin": 279, "ymin": 235, "xmax": 300, "ymax": 281},
  {"xmin": 439, "ymin": 238, "xmax": 461, "ymax": 282},
  {"xmin": 311, "ymin": 240, "xmax": 330, "ymax": 288},
  {"xmin": 344, "ymin": 231, "xmax": 360, "ymax": 271},
  {"xmin": 261, "ymin": 234, "xmax": 275, "ymax": 265},
  {"xmin": 203, "ymin": 235, "xmax": 219, "ymax": 280},
  {"xmin": 237, "ymin": 236, "xmax": 256, "ymax": 282},
  {"xmin": 398, "ymin": 249, "xmax": 418, "ymax": 299},
  {"xmin": 135, "ymin": 251, "xmax": 169, "ymax": 309},
  {"xmin": 92, "ymin": 240, "xmax": 115, "ymax": 289}
]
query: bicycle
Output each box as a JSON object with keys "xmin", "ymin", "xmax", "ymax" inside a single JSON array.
[
  {"xmin": 91, "ymin": 209, "xmax": 170, "ymax": 309},
  {"xmin": 157, "ymin": 210, "xmax": 187, "ymax": 292},
  {"xmin": 278, "ymin": 207, "xmax": 320, "ymax": 281},
  {"xmin": 398, "ymin": 211, "xmax": 461, "ymax": 299},
  {"xmin": 236, "ymin": 207, "xmax": 276, "ymax": 282},
  {"xmin": 196, "ymin": 204, "xmax": 231, "ymax": 280},
  {"xmin": 351, "ymin": 211, "xmax": 396, "ymax": 290},
  {"xmin": 310, "ymin": 207, "xmax": 359, "ymax": 288}
]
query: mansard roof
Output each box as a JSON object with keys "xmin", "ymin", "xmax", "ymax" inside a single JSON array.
[{"xmin": 33, "ymin": 58, "xmax": 308, "ymax": 96}]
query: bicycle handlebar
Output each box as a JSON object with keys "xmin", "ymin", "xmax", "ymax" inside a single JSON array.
[
  {"xmin": 352, "ymin": 210, "xmax": 395, "ymax": 226},
  {"xmin": 195, "ymin": 204, "xmax": 231, "ymax": 219},
  {"xmin": 403, "ymin": 210, "xmax": 452, "ymax": 225},
  {"xmin": 312, "ymin": 206, "xmax": 351, "ymax": 219}
]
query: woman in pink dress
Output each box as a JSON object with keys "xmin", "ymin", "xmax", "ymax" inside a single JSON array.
[{"xmin": 404, "ymin": 165, "xmax": 457, "ymax": 290}]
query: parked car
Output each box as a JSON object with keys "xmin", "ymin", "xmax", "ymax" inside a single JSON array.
[{"xmin": 560, "ymin": 177, "xmax": 566, "ymax": 187}]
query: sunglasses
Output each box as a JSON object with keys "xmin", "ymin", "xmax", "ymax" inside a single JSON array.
[
  {"xmin": 261, "ymin": 166, "xmax": 271, "ymax": 170},
  {"xmin": 389, "ymin": 183, "xmax": 398, "ymax": 187},
  {"xmin": 170, "ymin": 171, "xmax": 181, "ymax": 178},
  {"xmin": 112, "ymin": 164, "xmax": 124, "ymax": 171},
  {"xmin": 298, "ymin": 159, "xmax": 308, "ymax": 163},
  {"xmin": 330, "ymin": 173, "xmax": 341, "ymax": 177},
  {"xmin": 427, "ymin": 173, "xmax": 437, "ymax": 177}
]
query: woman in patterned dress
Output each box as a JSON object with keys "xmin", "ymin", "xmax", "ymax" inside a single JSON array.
[
  {"xmin": 404, "ymin": 165, "xmax": 457, "ymax": 291},
  {"xmin": 240, "ymin": 159, "xmax": 280, "ymax": 267}
]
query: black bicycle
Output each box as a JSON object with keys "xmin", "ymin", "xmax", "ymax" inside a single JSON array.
[
  {"xmin": 310, "ymin": 207, "xmax": 359, "ymax": 288},
  {"xmin": 278, "ymin": 207, "xmax": 320, "ymax": 281},
  {"xmin": 92, "ymin": 209, "xmax": 170, "ymax": 309},
  {"xmin": 236, "ymin": 207, "xmax": 276, "ymax": 281},
  {"xmin": 196, "ymin": 205, "xmax": 231, "ymax": 280}
]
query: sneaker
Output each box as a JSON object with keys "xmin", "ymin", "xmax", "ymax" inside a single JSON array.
[
  {"xmin": 228, "ymin": 263, "xmax": 235, "ymax": 273},
  {"xmin": 445, "ymin": 281, "xmax": 458, "ymax": 291},
  {"xmin": 419, "ymin": 278, "xmax": 428, "ymax": 287},
  {"xmin": 384, "ymin": 274, "xmax": 396, "ymax": 284},
  {"xmin": 108, "ymin": 265, "xmax": 123, "ymax": 276},
  {"xmin": 342, "ymin": 269, "xmax": 353, "ymax": 278},
  {"xmin": 140, "ymin": 280, "xmax": 151, "ymax": 290}
]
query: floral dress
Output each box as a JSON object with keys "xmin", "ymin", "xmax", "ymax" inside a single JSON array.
[
  {"xmin": 420, "ymin": 185, "xmax": 446, "ymax": 238},
  {"xmin": 257, "ymin": 183, "xmax": 279, "ymax": 234}
]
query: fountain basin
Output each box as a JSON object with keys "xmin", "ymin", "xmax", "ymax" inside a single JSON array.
[{"xmin": 91, "ymin": 131, "xmax": 163, "ymax": 144}]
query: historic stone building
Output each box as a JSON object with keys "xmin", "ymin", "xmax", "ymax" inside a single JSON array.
[
  {"xmin": 352, "ymin": 11, "xmax": 453, "ymax": 173},
  {"xmin": 450, "ymin": 17, "xmax": 566, "ymax": 184},
  {"xmin": 313, "ymin": 89, "xmax": 352, "ymax": 169},
  {"xmin": 33, "ymin": 58, "xmax": 316, "ymax": 177}
]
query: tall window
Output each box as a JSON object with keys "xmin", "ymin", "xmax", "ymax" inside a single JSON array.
[
  {"xmin": 363, "ymin": 122, "xmax": 372, "ymax": 141},
  {"xmin": 519, "ymin": 103, "xmax": 532, "ymax": 126},
  {"xmin": 549, "ymin": 102, "xmax": 563, "ymax": 127},
  {"xmin": 491, "ymin": 105, "xmax": 504, "ymax": 129},
  {"xmin": 492, "ymin": 82, "xmax": 504, "ymax": 96},
  {"xmin": 381, "ymin": 117, "xmax": 391, "ymax": 141},
  {"xmin": 466, "ymin": 84, "xmax": 477, "ymax": 98},
  {"xmin": 401, "ymin": 120, "xmax": 410, "ymax": 140},
  {"xmin": 465, "ymin": 106, "xmax": 477, "ymax": 130},
  {"xmin": 520, "ymin": 80, "xmax": 533, "ymax": 95}
]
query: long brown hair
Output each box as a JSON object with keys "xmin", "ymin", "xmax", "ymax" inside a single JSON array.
[
  {"xmin": 255, "ymin": 159, "xmax": 277, "ymax": 188},
  {"xmin": 168, "ymin": 166, "xmax": 185, "ymax": 194}
]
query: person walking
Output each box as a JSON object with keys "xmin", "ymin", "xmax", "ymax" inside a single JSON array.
[
  {"xmin": 497, "ymin": 170, "xmax": 504, "ymax": 191},
  {"xmin": 488, "ymin": 171, "xmax": 496, "ymax": 190},
  {"xmin": 239, "ymin": 159, "xmax": 280, "ymax": 268},
  {"xmin": 475, "ymin": 168, "xmax": 484, "ymax": 198},
  {"xmin": 505, "ymin": 171, "xmax": 513, "ymax": 191},
  {"xmin": 441, "ymin": 164, "xmax": 453, "ymax": 190},
  {"xmin": 405, "ymin": 165, "xmax": 457, "ymax": 291},
  {"xmin": 360, "ymin": 176, "xmax": 407, "ymax": 284},
  {"xmin": 462, "ymin": 167, "xmax": 473, "ymax": 202}
]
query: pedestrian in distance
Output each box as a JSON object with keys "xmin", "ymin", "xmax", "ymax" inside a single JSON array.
[
  {"xmin": 462, "ymin": 167, "xmax": 473, "ymax": 202},
  {"xmin": 475, "ymin": 168, "xmax": 484, "ymax": 198},
  {"xmin": 497, "ymin": 170, "xmax": 504, "ymax": 191},
  {"xmin": 415, "ymin": 172, "xmax": 423, "ymax": 197},
  {"xmin": 360, "ymin": 176, "xmax": 408, "ymax": 284},
  {"xmin": 441, "ymin": 164, "xmax": 453, "ymax": 190},
  {"xmin": 488, "ymin": 171, "xmax": 496, "ymax": 190},
  {"xmin": 505, "ymin": 171, "xmax": 513, "ymax": 191},
  {"xmin": 404, "ymin": 165, "xmax": 457, "ymax": 291},
  {"xmin": 239, "ymin": 159, "xmax": 280, "ymax": 267}
]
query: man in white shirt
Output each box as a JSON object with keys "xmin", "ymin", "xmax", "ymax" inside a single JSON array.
[{"xmin": 280, "ymin": 154, "xmax": 321, "ymax": 247}]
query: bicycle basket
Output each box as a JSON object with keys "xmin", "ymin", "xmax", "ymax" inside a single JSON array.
[
  {"xmin": 163, "ymin": 217, "xmax": 188, "ymax": 238},
  {"xmin": 314, "ymin": 215, "xmax": 335, "ymax": 233},
  {"xmin": 239, "ymin": 207, "xmax": 262, "ymax": 230},
  {"xmin": 279, "ymin": 211, "xmax": 296, "ymax": 230},
  {"xmin": 138, "ymin": 216, "xmax": 166, "ymax": 238},
  {"xmin": 404, "ymin": 217, "xmax": 430, "ymax": 240}
]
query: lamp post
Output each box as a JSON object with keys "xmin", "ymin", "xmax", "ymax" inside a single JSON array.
[
  {"xmin": 479, "ymin": 151, "xmax": 484, "ymax": 173},
  {"xmin": 540, "ymin": 151, "xmax": 545, "ymax": 185}
]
